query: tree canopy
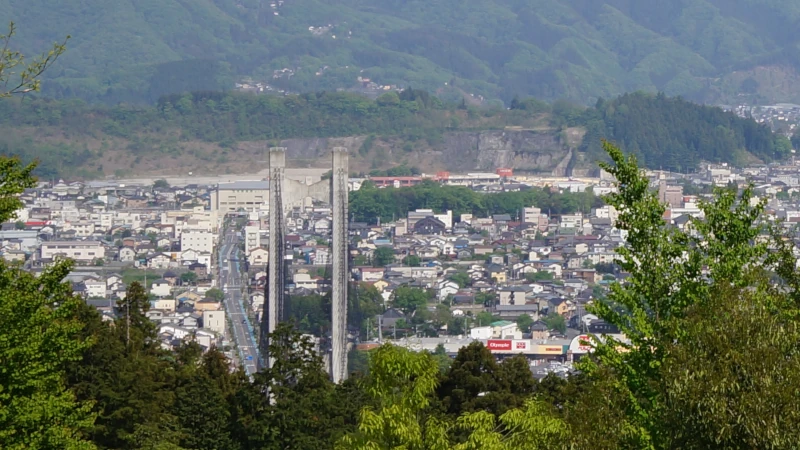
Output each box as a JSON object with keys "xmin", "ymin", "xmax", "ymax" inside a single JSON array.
[{"xmin": 350, "ymin": 179, "xmax": 602, "ymax": 223}]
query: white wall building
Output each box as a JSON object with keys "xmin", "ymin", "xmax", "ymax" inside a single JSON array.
[
  {"xmin": 181, "ymin": 231, "xmax": 214, "ymax": 254},
  {"xmin": 469, "ymin": 326, "xmax": 493, "ymax": 340},
  {"xmin": 150, "ymin": 280, "xmax": 171, "ymax": 297},
  {"xmin": 84, "ymin": 279, "xmax": 106, "ymax": 298},
  {"xmin": 203, "ymin": 310, "xmax": 226, "ymax": 334},
  {"xmin": 210, "ymin": 181, "xmax": 269, "ymax": 213},
  {"xmin": 40, "ymin": 241, "xmax": 105, "ymax": 262},
  {"xmin": 244, "ymin": 225, "xmax": 261, "ymax": 254}
]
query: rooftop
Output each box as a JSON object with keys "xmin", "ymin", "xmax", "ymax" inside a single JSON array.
[{"xmin": 217, "ymin": 181, "xmax": 269, "ymax": 190}]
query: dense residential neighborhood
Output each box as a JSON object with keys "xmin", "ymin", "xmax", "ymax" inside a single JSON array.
[{"xmin": 13, "ymin": 158, "xmax": 800, "ymax": 372}]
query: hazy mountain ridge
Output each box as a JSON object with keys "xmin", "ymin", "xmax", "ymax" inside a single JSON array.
[{"xmin": 4, "ymin": 0, "xmax": 800, "ymax": 104}]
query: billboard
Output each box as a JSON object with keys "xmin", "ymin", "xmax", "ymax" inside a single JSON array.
[
  {"xmin": 487, "ymin": 340, "xmax": 512, "ymax": 351},
  {"xmin": 496, "ymin": 168, "xmax": 513, "ymax": 177},
  {"xmin": 487, "ymin": 340, "xmax": 530, "ymax": 352},
  {"xmin": 569, "ymin": 335, "xmax": 594, "ymax": 354},
  {"xmin": 512, "ymin": 340, "xmax": 530, "ymax": 351},
  {"xmin": 534, "ymin": 345, "xmax": 566, "ymax": 355},
  {"xmin": 568, "ymin": 334, "xmax": 628, "ymax": 355}
]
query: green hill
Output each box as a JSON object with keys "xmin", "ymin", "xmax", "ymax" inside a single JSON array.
[
  {"xmin": 0, "ymin": 90, "xmax": 788, "ymax": 178},
  {"xmin": 5, "ymin": 0, "xmax": 800, "ymax": 105}
]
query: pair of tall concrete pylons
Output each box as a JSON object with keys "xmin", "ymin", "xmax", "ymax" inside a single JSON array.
[{"xmin": 259, "ymin": 147, "xmax": 349, "ymax": 384}]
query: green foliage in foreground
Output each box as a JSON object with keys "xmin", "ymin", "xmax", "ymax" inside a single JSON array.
[
  {"xmin": 0, "ymin": 157, "xmax": 95, "ymax": 449},
  {"xmin": 0, "ymin": 260, "xmax": 96, "ymax": 450}
]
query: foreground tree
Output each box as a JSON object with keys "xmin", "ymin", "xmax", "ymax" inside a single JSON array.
[
  {"xmin": 437, "ymin": 342, "xmax": 503, "ymax": 416},
  {"xmin": 233, "ymin": 323, "xmax": 366, "ymax": 450},
  {"xmin": 69, "ymin": 285, "xmax": 179, "ymax": 449},
  {"xmin": 340, "ymin": 343, "xmax": 566, "ymax": 449},
  {"xmin": 338, "ymin": 344, "xmax": 448, "ymax": 450},
  {"xmin": 659, "ymin": 282, "xmax": 800, "ymax": 448},
  {"xmin": 576, "ymin": 140, "xmax": 800, "ymax": 448},
  {"xmin": 0, "ymin": 31, "xmax": 94, "ymax": 442},
  {"xmin": 0, "ymin": 261, "xmax": 96, "ymax": 449}
]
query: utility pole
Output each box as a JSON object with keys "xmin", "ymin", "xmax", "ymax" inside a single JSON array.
[{"xmin": 126, "ymin": 294, "xmax": 130, "ymax": 347}]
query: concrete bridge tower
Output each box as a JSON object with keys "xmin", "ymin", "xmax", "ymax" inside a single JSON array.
[{"xmin": 330, "ymin": 147, "xmax": 349, "ymax": 383}]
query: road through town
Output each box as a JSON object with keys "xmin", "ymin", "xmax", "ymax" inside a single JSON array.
[{"xmin": 219, "ymin": 228, "xmax": 260, "ymax": 377}]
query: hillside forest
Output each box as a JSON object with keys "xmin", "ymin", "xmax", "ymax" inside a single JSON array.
[
  {"xmin": 4, "ymin": 0, "xmax": 800, "ymax": 105},
  {"xmin": 0, "ymin": 89, "xmax": 792, "ymax": 178}
]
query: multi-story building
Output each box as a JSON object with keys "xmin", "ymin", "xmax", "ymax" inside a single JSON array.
[
  {"xmin": 84, "ymin": 279, "xmax": 107, "ymax": 298},
  {"xmin": 244, "ymin": 225, "xmax": 261, "ymax": 254},
  {"xmin": 658, "ymin": 181, "xmax": 684, "ymax": 208},
  {"xmin": 203, "ymin": 310, "xmax": 226, "ymax": 334},
  {"xmin": 180, "ymin": 230, "xmax": 214, "ymax": 254},
  {"xmin": 521, "ymin": 206, "xmax": 549, "ymax": 231},
  {"xmin": 40, "ymin": 241, "xmax": 105, "ymax": 262},
  {"xmin": 210, "ymin": 181, "xmax": 269, "ymax": 213},
  {"xmin": 560, "ymin": 213, "xmax": 583, "ymax": 229}
]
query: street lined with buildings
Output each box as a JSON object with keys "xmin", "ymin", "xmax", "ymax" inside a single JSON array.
[{"xmin": 219, "ymin": 226, "xmax": 260, "ymax": 377}]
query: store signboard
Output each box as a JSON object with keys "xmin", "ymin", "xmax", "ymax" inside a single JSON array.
[{"xmin": 487, "ymin": 340, "xmax": 512, "ymax": 351}]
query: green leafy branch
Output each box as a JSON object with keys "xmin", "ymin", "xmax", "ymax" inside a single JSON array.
[{"xmin": 0, "ymin": 21, "xmax": 69, "ymax": 97}]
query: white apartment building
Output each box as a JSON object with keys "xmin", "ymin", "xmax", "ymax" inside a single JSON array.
[
  {"xmin": 522, "ymin": 206, "xmax": 542, "ymax": 223},
  {"xmin": 50, "ymin": 207, "xmax": 80, "ymax": 222},
  {"xmin": 95, "ymin": 212, "xmax": 114, "ymax": 229},
  {"xmin": 40, "ymin": 241, "xmax": 105, "ymax": 262},
  {"xmin": 84, "ymin": 279, "xmax": 106, "ymax": 298},
  {"xmin": 114, "ymin": 212, "xmax": 147, "ymax": 228},
  {"xmin": 63, "ymin": 220, "xmax": 96, "ymax": 237},
  {"xmin": 244, "ymin": 225, "xmax": 261, "ymax": 254},
  {"xmin": 313, "ymin": 247, "xmax": 331, "ymax": 265},
  {"xmin": 181, "ymin": 231, "xmax": 214, "ymax": 254},
  {"xmin": 203, "ymin": 310, "xmax": 226, "ymax": 334},
  {"xmin": 592, "ymin": 205, "xmax": 618, "ymax": 221},
  {"xmin": 162, "ymin": 209, "xmax": 219, "ymax": 237},
  {"xmin": 560, "ymin": 213, "xmax": 583, "ymax": 229},
  {"xmin": 521, "ymin": 206, "xmax": 549, "ymax": 231}
]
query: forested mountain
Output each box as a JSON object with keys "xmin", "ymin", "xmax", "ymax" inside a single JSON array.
[
  {"xmin": 5, "ymin": 0, "xmax": 800, "ymax": 105},
  {"xmin": 0, "ymin": 90, "xmax": 790, "ymax": 177}
]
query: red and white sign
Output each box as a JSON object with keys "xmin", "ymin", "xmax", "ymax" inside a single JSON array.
[
  {"xmin": 487, "ymin": 340, "xmax": 512, "ymax": 351},
  {"xmin": 513, "ymin": 340, "xmax": 529, "ymax": 351},
  {"xmin": 569, "ymin": 334, "xmax": 594, "ymax": 354},
  {"xmin": 487, "ymin": 340, "xmax": 531, "ymax": 352}
]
